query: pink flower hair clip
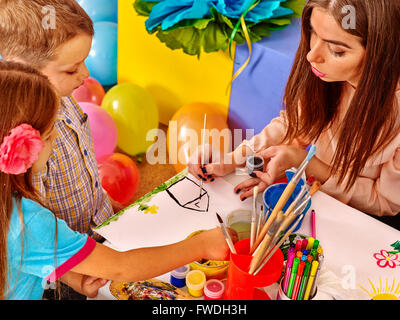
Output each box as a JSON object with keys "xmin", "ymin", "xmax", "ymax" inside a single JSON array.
[{"xmin": 0, "ymin": 124, "xmax": 44, "ymax": 175}]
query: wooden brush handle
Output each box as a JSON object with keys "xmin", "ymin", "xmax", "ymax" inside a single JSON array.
[
  {"xmin": 283, "ymin": 200, "xmax": 297, "ymax": 217},
  {"xmin": 249, "ymin": 233, "xmax": 272, "ymax": 274},
  {"xmin": 250, "ymin": 208, "xmax": 278, "ymax": 254},
  {"xmin": 250, "ymin": 182, "xmax": 296, "ymax": 253}
]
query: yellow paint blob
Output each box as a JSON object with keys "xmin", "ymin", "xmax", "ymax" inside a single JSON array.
[
  {"xmin": 372, "ymin": 293, "xmax": 398, "ymax": 300},
  {"xmin": 188, "ymin": 272, "xmax": 204, "ymax": 285}
]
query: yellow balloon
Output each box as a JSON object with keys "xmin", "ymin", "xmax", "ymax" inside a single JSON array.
[
  {"xmin": 167, "ymin": 102, "xmax": 230, "ymax": 173},
  {"xmin": 102, "ymin": 83, "xmax": 159, "ymax": 156}
]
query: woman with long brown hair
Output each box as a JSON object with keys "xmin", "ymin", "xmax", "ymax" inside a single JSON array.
[
  {"xmin": 0, "ymin": 62, "xmax": 234, "ymax": 300},
  {"xmin": 190, "ymin": 0, "xmax": 400, "ymax": 218}
]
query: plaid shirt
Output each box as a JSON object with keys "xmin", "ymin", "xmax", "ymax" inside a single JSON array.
[{"xmin": 33, "ymin": 97, "xmax": 114, "ymax": 241}]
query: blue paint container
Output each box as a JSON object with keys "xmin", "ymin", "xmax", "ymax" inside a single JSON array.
[
  {"xmin": 263, "ymin": 170, "xmax": 311, "ymax": 233},
  {"xmin": 170, "ymin": 265, "xmax": 190, "ymax": 288}
]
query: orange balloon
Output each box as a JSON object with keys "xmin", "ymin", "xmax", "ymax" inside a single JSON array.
[{"xmin": 167, "ymin": 102, "xmax": 231, "ymax": 173}]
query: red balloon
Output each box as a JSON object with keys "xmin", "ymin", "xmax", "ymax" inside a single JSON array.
[
  {"xmin": 72, "ymin": 77, "xmax": 106, "ymax": 105},
  {"xmin": 98, "ymin": 153, "xmax": 140, "ymax": 206}
]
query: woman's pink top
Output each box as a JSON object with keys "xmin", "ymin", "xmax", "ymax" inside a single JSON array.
[{"xmin": 244, "ymin": 83, "xmax": 400, "ymax": 216}]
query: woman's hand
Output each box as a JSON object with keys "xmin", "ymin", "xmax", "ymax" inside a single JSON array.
[
  {"xmin": 234, "ymin": 145, "xmax": 308, "ymax": 200},
  {"xmin": 234, "ymin": 178, "xmax": 268, "ymax": 201},
  {"xmin": 188, "ymin": 144, "xmax": 236, "ymax": 182},
  {"xmin": 254, "ymin": 145, "xmax": 307, "ymax": 185}
]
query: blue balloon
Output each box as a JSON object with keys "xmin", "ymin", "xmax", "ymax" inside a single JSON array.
[
  {"xmin": 86, "ymin": 22, "xmax": 118, "ymax": 86},
  {"xmin": 78, "ymin": 0, "xmax": 118, "ymax": 23}
]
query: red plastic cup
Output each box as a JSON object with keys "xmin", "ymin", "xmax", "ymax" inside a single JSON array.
[{"xmin": 225, "ymin": 238, "xmax": 284, "ymax": 300}]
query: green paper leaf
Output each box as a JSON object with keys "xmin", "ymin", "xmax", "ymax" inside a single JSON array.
[
  {"xmin": 133, "ymin": 0, "xmax": 157, "ymax": 16},
  {"xmin": 193, "ymin": 18, "xmax": 213, "ymax": 30},
  {"xmin": 281, "ymin": 0, "xmax": 306, "ymax": 17},
  {"xmin": 159, "ymin": 18, "xmax": 213, "ymax": 32},
  {"xmin": 267, "ymin": 18, "xmax": 292, "ymax": 26},
  {"xmin": 201, "ymin": 21, "xmax": 231, "ymax": 53},
  {"xmin": 156, "ymin": 27, "xmax": 203, "ymax": 57}
]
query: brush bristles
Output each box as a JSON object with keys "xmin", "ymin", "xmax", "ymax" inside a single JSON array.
[{"xmin": 309, "ymin": 181, "xmax": 321, "ymax": 196}]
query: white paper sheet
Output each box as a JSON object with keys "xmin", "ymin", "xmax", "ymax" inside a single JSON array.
[{"xmin": 95, "ymin": 172, "xmax": 253, "ymax": 251}]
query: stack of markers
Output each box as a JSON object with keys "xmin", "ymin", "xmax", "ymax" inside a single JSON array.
[{"xmin": 282, "ymin": 237, "xmax": 324, "ymax": 300}]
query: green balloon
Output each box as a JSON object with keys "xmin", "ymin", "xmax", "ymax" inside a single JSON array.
[{"xmin": 102, "ymin": 83, "xmax": 159, "ymax": 156}]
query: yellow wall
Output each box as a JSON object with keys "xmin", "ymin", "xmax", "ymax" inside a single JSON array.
[{"xmin": 118, "ymin": 0, "xmax": 235, "ymax": 125}]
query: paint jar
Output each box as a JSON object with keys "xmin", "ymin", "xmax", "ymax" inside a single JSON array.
[
  {"xmin": 246, "ymin": 155, "xmax": 264, "ymax": 178},
  {"xmin": 187, "ymin": 230, "xmax": 229, "ymax": 279},
  {"xmin": 226, "ymin": 209, "xmax": 252, "ymax": 241},
  {"xmin": 276, "ymin": 278, "xmax": 317, "ymax": 300},
  {"xmin": 225, "ymin": 238, "xmax": 284, "ymax": 300},
  {"xmin": 186, "ymin": 270, "xmax": 206, "ymax": 298},
  {"xmin": 170, "ymin": 265, "xmax": 190, "ymax": 288},
  {"xmin": 203, "ymin": 279, "xmax": 225, "ymax": 300}
]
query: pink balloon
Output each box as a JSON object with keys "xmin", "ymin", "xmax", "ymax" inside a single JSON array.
[
  {"xmin": 73, "ymin": 77, "xmax": 106, "ymax": 105},
  {"xmin": 79, "ymin": 102, "xmax": 117, "ymax": 160}
]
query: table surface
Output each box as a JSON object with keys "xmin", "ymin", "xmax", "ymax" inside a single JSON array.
[{"xmin": 91, "ymin": 173, "xmax": 400, "ymax": 300}]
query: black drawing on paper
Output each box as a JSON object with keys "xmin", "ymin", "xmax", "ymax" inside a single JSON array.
[{"xmin": 166, "ymin": 176, "xmax": 210, "ymax": 212}]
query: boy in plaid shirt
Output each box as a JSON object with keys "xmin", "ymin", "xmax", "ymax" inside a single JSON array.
[{"xmin": 0, "ymin": 0, "xmax": 118, "ymax": 241}]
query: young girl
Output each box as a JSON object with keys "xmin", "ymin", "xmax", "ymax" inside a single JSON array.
[
  {"xmin": 0, "ymin": 61, "xmax": 235, "ymax": 300},
  {"xmin": 189, "ymin": 0, "xmax": 400, "ymax": 218}
]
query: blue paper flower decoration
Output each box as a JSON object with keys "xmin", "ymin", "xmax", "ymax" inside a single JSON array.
[{"xmin": 134, "ymin": 0, "xmax": 305, "ymax": 56}]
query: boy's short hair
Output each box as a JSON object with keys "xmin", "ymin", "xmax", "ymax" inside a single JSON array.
[{"xmin": 0, "ymin": 0, "xmax": 94, "ymax": 68}]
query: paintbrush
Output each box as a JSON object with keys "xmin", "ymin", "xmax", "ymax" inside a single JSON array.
[
  {"xmin": 250, "ymin": 186, "xmax": 259, "ymax": 248},
  {"xmin": 256, "ymin": 204, "xmax": 264, "ymax": 238},
  {"xmin": 252, "ymin": 213, "xmax": 305, "ymax": 275},
  {"xmin": 267, "ymin": 197, "xmax": 310, "ymax": 254},
  {"xmin": 252, "ymin": 209, "xmax": 284, "ymax": 257},
  {"xmin": 216, "ymin": 212, "xmax": 237, "ymax": 254},
  {"xmin": 199, "ymin": 114, "xmax": 207, "ymax": 198},
  {"xmin": 283, "ymin": 176, "xmax": 315, "ymax": 218},
  {"xmin": 250, "ymin": 145, "xmax": 317, "ymax": 255},
  {"xmin": 267, "ymin": 180, "xmax": 322, "ymax": 252}
]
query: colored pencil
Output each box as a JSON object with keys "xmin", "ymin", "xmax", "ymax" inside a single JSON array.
[
  {"xmin": 301, "ymin": 238, "xmax": 308, "ymax": 251},
  {"xmin": 294, "ymin": 240, "xmax": 302, "ymax": 253},
  {"xmin": 291, "ymin": 260, "xmax": 305, "ymax": 299},
  {"xmin": 311, "ymin": 209, "xmax": 316, "ymax": 238},
  {"xmin": 306, "ymin": 237, "xmax": 314, "ymax": 251},
  {"xmin": 216, "ymin": 212, "xmax": 237, "ymax": 254},
  {"xmin": 310, "ymin": 254, "xmax": 324, "ymax": 298},
  {"xmin": 303, "ymin": 261, "xmax": 319, "ymax": 300},
  {"xmin": 286, "ymin": 258, "xmax": 300, "ymax": 297},
  {"xmin": 297, "ymin": 260, "xmax": 311, "ymax": 300},
  {"xmin": 283, "ymin": 247, "xmax": 296, "ymax": 293}
]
